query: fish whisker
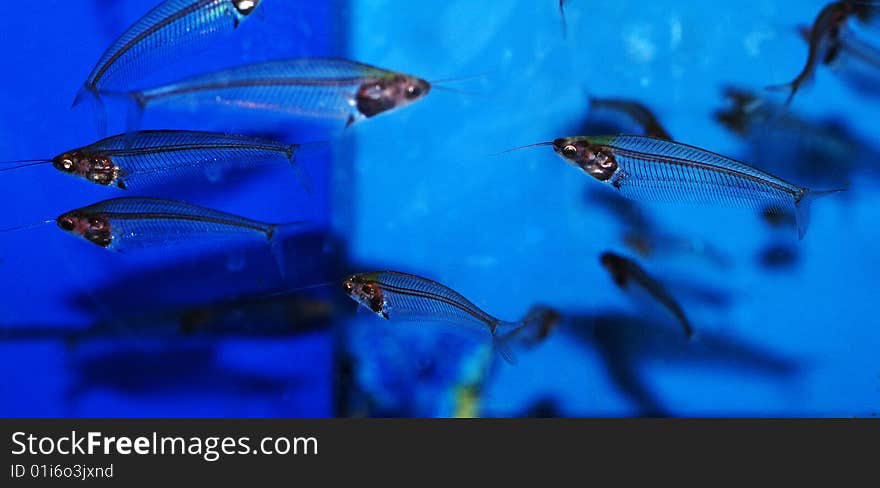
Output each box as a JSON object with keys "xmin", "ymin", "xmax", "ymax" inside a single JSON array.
[
  {"xmin": 429, "ymin": 73, "xmax": 490, "ymax": 85},
  {"xmin": 493, "ymin": 141, "xmax": 555, "ymax": 156},
  {"xmin": 260, "ymin": 280, "xmax": 340, "ymax": 299},
  {"xmin": 430, "ymin": 84, "xmax": 483, "ymax": 97},
  {"xmin": 0, "ymin": 219, "xmax": 55, "ymax": 233},
  {"xmin": 0, "ymin": 160, "xmax": 52, "ymax": 172}
]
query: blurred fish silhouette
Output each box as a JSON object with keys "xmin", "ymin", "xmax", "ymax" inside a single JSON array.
[
  {"xmin": 767, "ymin": 0, "xmax": 863, "ymax": 104},
  {"xmin": 559, "ymin": 0, "xmax": 569, "ymax": 38},
  {"xmin": 825, "ymin": 26, "xmax": 880, "ymax": 98},
  {"xmin": 499, "ymin": 305, "xmax": 563, "ymax": 350},
  {"xmin": 715, "ymin": 86, "xmax": 878, "ymax": 189},
  {"xmin": 600, "ymin": 252, "xmax": 693, "ymax": 339},
  {"xmin": 588, "ymin": 97, "xmax": 673, "ymax": 141},
  {"xmin": 756, "ymin": 243, "xmax": 801, "ymax": 270},
  {"xmin": 564, "ymin": 312, "xmax": 799, "ymax": 417},
  {"xmin": 66, "ymin": 343, "xmax": 299, "ymax": 399}
]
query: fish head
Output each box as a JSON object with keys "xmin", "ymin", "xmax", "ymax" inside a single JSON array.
[
  {"xmin": 231, "ymin": 0, "xmax": 260, "ymax": 16},
  {"xmin": 355, "ymin": 74, "xmax": 431, "ymax": 119},
  {"xmin": 56, "ymin": 211, "xmax": 113, "ymax": 248},
  {"xmin": 52, "ymin": 151, "xmax": 118, "ymax": 187},
  {"xmin": 599, "ymin": 251, "xmax": 630, "ymax": 287},
  {"xmin": 341, "ymin": 273, "xmax": 388, "ymax": 318},
  {"xmin": 552, "ymin": 137, "xmax": 618, "ymax": 181}
]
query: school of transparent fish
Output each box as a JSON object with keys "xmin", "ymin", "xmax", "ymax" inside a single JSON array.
[{"xmin": 2, "ymin": 0, "xmax": 879, "ymax": 418}]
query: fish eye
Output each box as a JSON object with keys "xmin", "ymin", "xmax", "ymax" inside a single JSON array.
[
  {"xmin": 58, "ymin": 217, "xmax": 76, "ymax": 231},
  {"xmin": 406, "ymin": 84, "xmax": 423, "ymax": 99},
  {"xmin": 233, "ymin": 0, "xmax": 257, "ymax": 15},
  {"xmin": 61, "ymin": 159, "xmax": 74, "ymax": 172},
  {"xmin": 562, "ymin": 145, "xmax": 578, "ymax": 158},
  {"xmin": 343, "ymin": 281, "xmax": 353, "ymax": 292}
]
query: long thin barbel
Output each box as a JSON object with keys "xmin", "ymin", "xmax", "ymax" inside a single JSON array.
[
  {"xmin": 0, "ymin": 161, "xmax": 52, "ymax": 172},
  {"xmin": 493, "ymin": 141, "xmax": 555, "ymax": 156},
  {"xmin": 0, "ymin": 219, "xmax": 55, "ymax": 233}
]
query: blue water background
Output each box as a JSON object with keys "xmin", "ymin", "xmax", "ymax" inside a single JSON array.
[{"xmin": 1, "ymin": 0, "xmax": 879, "ymax": 417}]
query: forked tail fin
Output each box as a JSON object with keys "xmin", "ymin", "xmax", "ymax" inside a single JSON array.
[
  {"xmin": 96, "ymin": 90, "xmax": 147, "ymax": 141},
  {"xmin": 266, "ymin": 221, "xmax": 311, "ymax": 280},
  {"xmin": 491, "ymin": 325, "xmax": 517, "ymax": 365},
  {"xmin": 491, "ymin": 305, "xmax": 564, "ymax": 365},
  {"xmin": 795, "ymin": 188, "xmax": 846, "ymax": 240},
  {"xmin": 766, "ymin": 81, "xmax": 799, "ymax": 107},
  {"xmin": 72, "ymin": 85, "xmax": 108, "ymax": 136},
  {"xmin": 286, "ymin": 144, "xmax": 314, "ymax": 195}
]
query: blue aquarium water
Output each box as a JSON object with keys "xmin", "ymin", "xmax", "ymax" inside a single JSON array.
[{"xmin": 1, "ymin": 0, "xmax": 879, "ymax": 417}]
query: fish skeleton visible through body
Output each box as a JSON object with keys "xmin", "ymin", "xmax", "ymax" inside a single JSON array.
[
  {"xmin": 548, "ymin": 135, "xmax": 844, "ymax": 239},
  {"xmin": 111, "ymin": 58, "xmax": 431, "ymax": 130},
  {"xmin": 342, "ymin": 271, "xmax": 550, "ymax": 364},
  {"xmin": 48, "ymin": 130, "xmax": 303, "ymax": 190},
  {"xmin": 55, "ymin": 197, "xmax": 306, "ymax": 275},
  {"xmin": 75, "ymin": 0, "xmax": 265, "ymax": 132}
]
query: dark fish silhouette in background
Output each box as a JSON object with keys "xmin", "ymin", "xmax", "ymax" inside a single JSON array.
[
  {"xmin": 757, "ymin": 243, "xmax": 801, "ymax": 270},
  {"xmin": 61, "ymin": 230, "xmax": 345, "ymax": 331},
  {"xmin": 0, "ymin": 291, "xmax": 336, "ymax": 345},
  {"xmin": 715, "ymin": 86, "xmax": 877, "ymax": 258},
  {"xmin": 559, "ymin": 1, "xmax": 569, "ymax": 38},
  {"xmin": 716, "ymin": 88, "xmax": 869, "ymax": 181},
  {"xmin": 768, "ymin": 0, "xmax": 867, "ymax": 104},
  {"xmin": 588, "ymin": 97, "xmax": 674, "ymax": 141},
  {"xmin": 522, "ymin": 397, "xmax": 565, "ymax": 418},
  {"xmin": 787, "ymin": 2, "xmax": 880, "ymax": 100},
  {"xmin": 65, "ymin": 343, "xmax": 306, "ymax": 402},
  {"xmin": 563, "ymin": 312, "xmax": 799, "ymax": 417},
  {"xmin": 600, "ymin": 252, "xmax": 694, "ymax": 339}
]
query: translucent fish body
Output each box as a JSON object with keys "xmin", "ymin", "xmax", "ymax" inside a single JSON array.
[
  {"xmin": 346, "ymin": 271, "xmax": 500, "ymax": 328},
  {"xmin": 554, "ymin": 135, "xmax": 843, "ymax": 239},
  {"xmin": 125, "ymin": 58, "xmax": 430, "ymax": 127},
  {"xmin": 343, "ymin": 271, "xmax": 522, "ymax": 363},
  {"xmin": 78, "ymin": 0, "xmax": 262, "ymax": 97},
  {"xmin": 55, "ymin": 130, "xmax": 299, "ymax": 189},
  {"xmin": 56, "ymin": 197, "xmax": 283, "ymax": 251}
]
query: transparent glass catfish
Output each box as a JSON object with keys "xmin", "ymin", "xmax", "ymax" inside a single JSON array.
[
  {"xmin": 74, "ymin": 1, "xmax": 263, "ymax": 122},
  {"xmin": 342, "ymin": 271, "xmax": 555, "ymax": 364},
  {"xmin": 5, "ymin": 197, "xmax": 306, "ymax": 276},
  {"xmin": 0, "ymin": 130, "xmax": 308, "ymax": 190},
  {"xmin": 108, "ymin": 58, "xmax": 432, "ymax": 129},
  {"xmin": 508, "ymin": 135, "xmax": 845, "ymax": 239}
]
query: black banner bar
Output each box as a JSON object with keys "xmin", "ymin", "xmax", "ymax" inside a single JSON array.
[{"xmin": 1, "ymin": 419, "xmax": 877, "ymax": 485}]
